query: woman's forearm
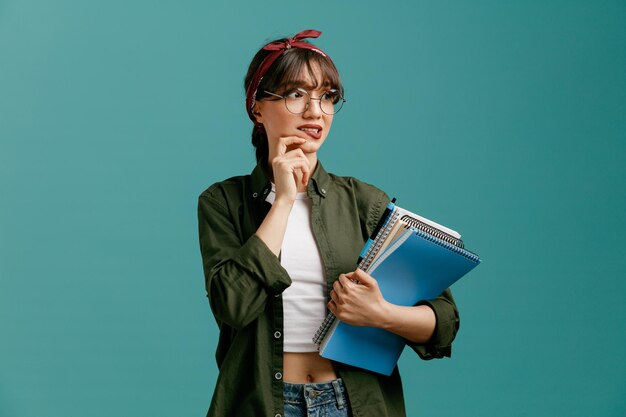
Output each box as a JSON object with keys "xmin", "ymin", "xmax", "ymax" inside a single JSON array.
[
  {"xmin": 255, "ymin": 198, "xmax": 294, "ymax": 256},
  {"xmin": 329, "ymin": 269, "xmax": 437, "ymax": 344},
  {"xmin": 379, "ymin": 303, "xmax": 436, "ymax": 344}
]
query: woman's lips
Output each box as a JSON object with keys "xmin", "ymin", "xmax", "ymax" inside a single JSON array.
[{"xmin": 297, "ymin": 124, "xmax": 322, "ymax": 139}]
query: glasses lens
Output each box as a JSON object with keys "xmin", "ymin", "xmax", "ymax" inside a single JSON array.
[
  {"xmin": 284, "ymin": 89, "xmax": 308, "ymax": 114},
  {"xmin": 321, "ymin": 90, "xmax": 344, "ymax": 115}
]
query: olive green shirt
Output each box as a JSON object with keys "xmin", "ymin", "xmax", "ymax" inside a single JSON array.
[{"xmin": 197, "ymin": 161, "xmax": 460, "ymax": 417}]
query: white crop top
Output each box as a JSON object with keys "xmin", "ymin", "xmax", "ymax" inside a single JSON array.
[{"xmin": 266, "ymin": 187, "xmax": 326, "ymax": 352}]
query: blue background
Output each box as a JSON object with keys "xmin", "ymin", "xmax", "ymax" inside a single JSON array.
[{"xmin": 1, "ymin": 1, "xmax": 625, "ymax": 416}]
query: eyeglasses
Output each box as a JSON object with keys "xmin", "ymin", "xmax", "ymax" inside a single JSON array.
[{"xmin": 262, "ymin": 88, "xmax": 346, "ymax": 115}]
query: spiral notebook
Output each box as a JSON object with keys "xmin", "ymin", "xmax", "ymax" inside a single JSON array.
[{"xmin": 312, "ymin": 201, "xmax": 480, "ymax": 375}]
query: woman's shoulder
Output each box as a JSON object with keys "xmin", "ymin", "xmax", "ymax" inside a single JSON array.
[
  {"xmin": 200, "ymin": 174, "xmax": 248, "ymax": 195},
  {"xmin": 200, "ymin": 163, "xmax": 267, "ymax": 203},
  {"xmin": 327, "ymin": 172, "xmax": 388, "ymax": 201},
  {"xmin": 198, "ymin": 174, "xmax": 252, "ymax": 210}
]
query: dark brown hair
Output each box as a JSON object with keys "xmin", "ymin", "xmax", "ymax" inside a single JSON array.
[{"xmin": 244, "ymin": 39, "xmax": 344, "ymax": 165}]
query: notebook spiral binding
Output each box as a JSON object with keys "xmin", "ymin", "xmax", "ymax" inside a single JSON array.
[
  {"xmin": 408, "ymin": 226, "xmax": 480, "ymax": 263},
  {"xmin": 313, "ymin": 210, "xmax": 401, "ymax": 345},
  {"xmin": 360, "ymin": 211, "xmax": 401, "ymax": 271},
  {"xmin": 400, "ymin": 215, "xmax": 465, "ymax": 248}
]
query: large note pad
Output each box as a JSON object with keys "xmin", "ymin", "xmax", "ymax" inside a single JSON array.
[{"xmin": 318, "ymin": 225, "xmax": 480, "ymax": 375}]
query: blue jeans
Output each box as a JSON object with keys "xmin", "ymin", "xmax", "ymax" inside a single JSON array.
[{"xmin": 283, "ymin": 378, "xmax": 352, "ymax": 417}]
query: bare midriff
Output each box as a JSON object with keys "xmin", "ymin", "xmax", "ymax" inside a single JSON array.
[{"xmin": 283, "ymin": 352, "xmax": 338, "ymax": 383}]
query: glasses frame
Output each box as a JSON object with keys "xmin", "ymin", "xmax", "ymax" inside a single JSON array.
[{"xmin": 262, "ymin": 88, "xmax": 346, "ymax": 115}]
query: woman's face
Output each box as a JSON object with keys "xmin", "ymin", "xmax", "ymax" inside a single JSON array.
[{"xmin": 254, "ymin": 66, "xmax": 335, "ymax": 160}]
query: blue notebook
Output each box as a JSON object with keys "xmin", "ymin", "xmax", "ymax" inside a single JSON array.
[{"xmin": 314, "ymin": 204, "xmax": 480, "ymax": 375}]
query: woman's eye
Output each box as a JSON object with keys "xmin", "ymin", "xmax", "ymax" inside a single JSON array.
[
  {"xmin": 286, "ymin": 90, "xmax": 305, "ymax": 99},
  {"xmin": 322, "ymin": 91, "xmax": 339, "ymax": 103}
]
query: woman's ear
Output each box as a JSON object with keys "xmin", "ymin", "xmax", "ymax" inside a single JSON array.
[{"xmin": 252, "ymin": 103, "xmax": 263, "ymax": 124}]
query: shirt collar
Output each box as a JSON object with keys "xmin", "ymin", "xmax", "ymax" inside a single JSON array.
[
  {"xmin": 249, "ymin": 160, "xmax": 331, "ymax": 201},
  {"xmin": 308, "ymin": 161, "xmax": 330, "ymax": 198}
]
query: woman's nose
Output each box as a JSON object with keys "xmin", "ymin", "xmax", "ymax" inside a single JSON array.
[{"xmin": 302, "ymin": 98, "xmax": 323, "ymax": 118}]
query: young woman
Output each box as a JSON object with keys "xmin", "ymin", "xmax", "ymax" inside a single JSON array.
[{"xmin": 198, "ymin": 29, "xmax": 459, "ymax": 417}]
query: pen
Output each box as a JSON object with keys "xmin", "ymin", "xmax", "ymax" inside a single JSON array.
[{"xmin": 356, "ymin": 197, "xmax": 397, "ymax": 265}]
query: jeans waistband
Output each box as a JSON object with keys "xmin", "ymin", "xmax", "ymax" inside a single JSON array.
[{"xmin": 283, "ymin": 378, "xmax": 347, "ymax": 410}]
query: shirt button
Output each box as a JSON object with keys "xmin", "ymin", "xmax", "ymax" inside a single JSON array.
[
  {"xmin": 274, "ymin": 331, "xmax": 282, "ymax": 339},
  {"xmin": 321, "ymin": 188, "xmax": 326, "ymax": 194},
  {"xmin": 252, "ymin": 192, "xmax": 258, "ymax": 198},
  {"xmin": 263, "ymin": 188, "xmax": 269, "ymax": 195},
  {"xmin": 274, "ymin": 414, "xmax": 282, "ymax": 417},
  {"xmin": 274, "ymin": 372, "xmax": 282, "ymax": 380}
]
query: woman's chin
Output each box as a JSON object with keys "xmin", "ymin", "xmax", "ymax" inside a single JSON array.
[{"xmin": 301, "ymin": 138, "xmax": 325, "ymax": 153}]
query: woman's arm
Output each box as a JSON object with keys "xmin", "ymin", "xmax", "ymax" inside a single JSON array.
[
  {"xmin": 198, "ymin": 137, "xmax": 312, "ymax": 329},
  {"xmin": 255, "ymin": 137, "xmax": 310, "ymax": 255},
  {"xmin": 328, "ymin": 269, "xmax": 458, "ymax": 350},
  {"xmin": 198, "ymin": 195, "xmax": 291, "ymax": 330}
]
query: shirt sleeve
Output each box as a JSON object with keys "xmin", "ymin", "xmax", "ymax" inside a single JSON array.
[
  {"xmin": 198, "ymin": 193, "xmax": 292, "ymax": 330},
  {"xmin": 406, "ymin": 288, "xmax": 460, "ymax": 359}
]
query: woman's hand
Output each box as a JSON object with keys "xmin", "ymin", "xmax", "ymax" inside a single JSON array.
[
  {"xmin": 328, "ymin": 268, "xmax": 437, "ymax": 343},
  {"xmin": 270, "ymin": 136, "xmax": 310, "ymax": 203},
  {"xmin": 255, "ymin": 136, "xmax": 310, "ymax": 256},
  {"xmin": 328, "ymin": 269, "xmax": 391, "ymax": 328}
]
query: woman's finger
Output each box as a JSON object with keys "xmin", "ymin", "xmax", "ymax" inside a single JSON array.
[
  {"xmin": 353, "ymin": 268, "xmax": 377, "ymax": 287},
  {"xmin": 330, "ymin": 289, "xmax": 345, "ymax": 305},
  {"xmin": 276, "ymin": 136, "xmax": 307, "ymax": 154},
  {"xmin": 273, "ymin": 154, "xmax": 310, "ymax": 177},
  {"xmin": 277, "ymin": 149, "xmax": 309, "ymax": 167},
  {"xmin": 301, "ymin": 163, "xmax": 310, "ymax": 185},
  {"xmin": 282, "ymin": 147, "xmax": 307, "ymax": 160},
  {"xmin": 338, "ymin": 274, "xmax": 355, "ymax": 289},
  {"xmin": 299, "ymin": 159, "xmax": 311, "ymax": 185}
]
